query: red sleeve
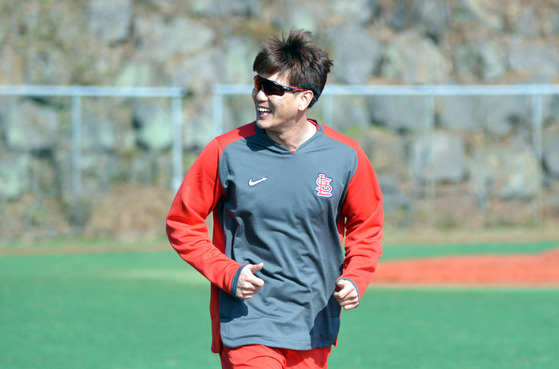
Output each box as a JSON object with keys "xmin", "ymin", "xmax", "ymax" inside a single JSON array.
[
  {"xmin": 339, "ymin": 142, "xmax": 384, "ymax": 298},
  {"xmin": 166, "ymin": 137, "xmax": 242, "ymax": 295}
]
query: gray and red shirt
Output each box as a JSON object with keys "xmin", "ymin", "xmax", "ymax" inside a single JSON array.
[{"xmin": 167, "ymin": 120, "xmax": 383, "ymax": 353}]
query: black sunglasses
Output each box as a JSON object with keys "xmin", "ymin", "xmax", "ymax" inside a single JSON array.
[{"xmin": 253, "ymin": 75, "xmax": 308, "ymax": 96}]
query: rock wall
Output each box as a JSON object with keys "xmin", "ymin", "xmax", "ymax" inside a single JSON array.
[{"xmin": 1, "ymin": 0, "xmax": 559, "ymax": 242}]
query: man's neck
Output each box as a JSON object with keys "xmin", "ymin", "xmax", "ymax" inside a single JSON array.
[{"xmin": 266, "ymin": 117, "xmax": 317, "ymax": 152}]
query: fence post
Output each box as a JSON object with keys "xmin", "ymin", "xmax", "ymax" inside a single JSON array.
[
  {"xmin": 322, "ymin": 93, "xmax": 334, "ymax": 126},
  {"xmin": 71, "ymin": 90, "xmax": 83, "ymax": 230},
  {"xmin": 532, "ymin": 91, "xmax": 544, "ymax": 227},
  {"xmin": 172, "ymin": 95, "xmax": 184, "ymax": 192},
  {"xmin": 425, "ymin": 92, "xmax": 436, "ymax": 229},
  {"xmin": 213, "ymin": 88, "xmax": 223, "ymax": 137}
]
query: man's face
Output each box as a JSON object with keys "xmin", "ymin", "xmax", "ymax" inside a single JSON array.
[{"xmin": 252, "ymin": 73, "xmax": 303, "ymax": 133}]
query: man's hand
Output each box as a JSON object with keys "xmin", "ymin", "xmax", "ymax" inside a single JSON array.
[
  {"xmin": 236, "ymin": 263, "xmax": 265, "ymax": 299},
  {"xmin": 334, "ymin": 279, "xmax": 360, "ymax": 310}
]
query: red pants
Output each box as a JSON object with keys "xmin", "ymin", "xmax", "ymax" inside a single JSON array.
[{"xmin": 220, "ymin": 344, "xmax": 332, "ymax": 369}]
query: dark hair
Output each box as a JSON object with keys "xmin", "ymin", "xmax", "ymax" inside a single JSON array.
[{"xmin": 253, "ymin": 29, "xmax": 333, "ymax": 108}]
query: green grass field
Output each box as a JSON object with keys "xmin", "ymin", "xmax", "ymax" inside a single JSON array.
[{"xmin": 1, "ymin": 241, "xmax": 558, "ymax": 369}]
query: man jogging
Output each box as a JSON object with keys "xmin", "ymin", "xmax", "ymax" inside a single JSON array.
[{"xmin": 166, "ymin": 29, "xmax": 384, "ymax": 369}]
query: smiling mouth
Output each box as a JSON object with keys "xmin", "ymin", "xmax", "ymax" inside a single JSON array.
[{"xmin": 257, "ymin": 107, "xmax": 272, "ymax": 115}]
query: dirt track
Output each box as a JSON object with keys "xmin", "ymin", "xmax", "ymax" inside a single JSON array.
[
  {"xmin": 373, "ymin": 246, "xmax": 559, "ymax": 286},
  {"xmin": 2, "ymin": 235, "xmax": 558, "ymax": 287}
]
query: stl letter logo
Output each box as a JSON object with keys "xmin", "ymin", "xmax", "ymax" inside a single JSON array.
[{"xmin": 316, "ymin": 174, "xmax": 333, "ymax": 198}]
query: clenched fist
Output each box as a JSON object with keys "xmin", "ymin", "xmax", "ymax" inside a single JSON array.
[
  {"xmin": 236, "ymin": 263, "xmax": 265, "ymax": 299},
  {"xmin": 334, "ymin": 279, "xmax": 360, "ymax": 310}
]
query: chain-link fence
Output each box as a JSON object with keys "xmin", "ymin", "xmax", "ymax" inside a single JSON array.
[
  {"xmin": 214, "ymin": 84, "xmax": 559, "ymax": 232},
  {"xmin": 0, "ymin": 86, "xmax": 185, "ymax": 243},
  {"xmin": 1, "ymin": 84, "xmax": 558, "ymax": 244}
]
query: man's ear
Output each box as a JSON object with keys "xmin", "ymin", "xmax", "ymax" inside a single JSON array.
[{"xmin": 298, "ymin": 91, "xmax": 314, "ymax": 111}]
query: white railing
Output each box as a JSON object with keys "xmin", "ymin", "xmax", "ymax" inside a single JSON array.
[
  {"xmin": 2, "ymin": 83, "xmax": 558, "ymax": 232},
  {"xmin": 213, "ymin": 83, "xmax": 559, "ymax": 228},
  {"xmin": 0, "ymin": 85, "xmax": 187, "ymax": 194}
]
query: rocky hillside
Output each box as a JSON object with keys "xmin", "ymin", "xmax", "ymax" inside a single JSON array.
[{"xmin": 1, "ymin": 0, "xmax": 559, "ymax": 242}]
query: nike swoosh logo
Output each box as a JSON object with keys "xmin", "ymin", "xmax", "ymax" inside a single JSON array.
[{"xmin": 249, "ymin": 177, "xmax": 268, "ymax": 186}]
